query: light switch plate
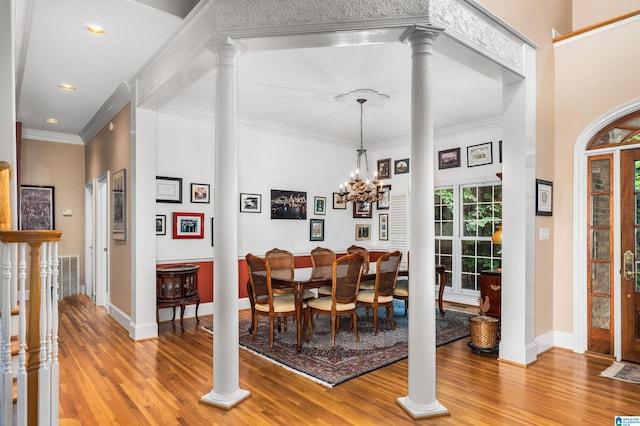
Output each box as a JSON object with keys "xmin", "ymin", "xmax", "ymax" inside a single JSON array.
[
  {"xmin": 539, "ymin": 227, "xmax": 550, "ymax": 240},
  {"xmin": 62, "ymin": 209, "xmax": 72, "ymax": 216}
]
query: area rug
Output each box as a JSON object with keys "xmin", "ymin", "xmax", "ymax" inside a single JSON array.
[
  {"xmin": 232, "ymin": 303, "xmax": 473, "ymax": 387},
  {"xmin": 600, "ymin": 361, "xmax": 640, "ymax": 384}
]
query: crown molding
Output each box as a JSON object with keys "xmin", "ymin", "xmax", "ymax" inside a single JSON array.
[
  {"xmin": 21, "ymin": 129, "xmax": 84, "ymax": 145},
  {"xmin": 435, "ymin": 116, "xmax": 502, "ymax": 137},
  {"xmin": 80, "ymin": 82, "xmax": 132, "ymax": 144}
]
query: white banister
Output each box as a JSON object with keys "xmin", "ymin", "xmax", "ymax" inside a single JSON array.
[
  {"xmin": 0, "ymin": 231, "xmax": 62, "ymax": 426},
  {"xmin": 1, "ymin": 240, "xmax": 13, "ymax": 426},
  {"xmin": 17, "ymin": 243, "xmax": 27, "ymax": 425}
]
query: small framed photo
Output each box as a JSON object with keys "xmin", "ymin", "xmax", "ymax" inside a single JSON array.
[
  {"xmin": 333, "ymin": 192, "xmax": 347, "ymax": 210},
  {"xmin": 536, "ymin": 179, "xmax": 553, "ymax": 216},
  {"xmin": 190, "ymin": 183, "xmax": 210, "ymax": 203},
  {"xmin": 156, "ymin": 176, "xmax": 182, "ymax": 203},
  {"xmin": 438, "ymin": 148, "xmax": 461, "ymax": 169},
  {"xmin": 467, "ymin": 142, "xmax": 493, "ymax": 167},
  {"xmin": 240, "ymin": 193, "xmax": 261, "ymax": 213},
  {"xmin": 394, "ymin": 158, "xmax": 410, "ymax": 175},
  {"xmin": 19, "ymin": 185, "xmax": 55, "ymax": 230},
  {"xmin": 112, "ymin": 169, "xmax": 126, "ymax": 240},
  {"xmin": 355, "ymin": 224, "xmax": 371, "ymax": 241},
  {"xmin": 156, "ymin": 215, "xmax": 166, "ymax": 235},
  {"xmin": 314, "ymin": 196, "xmax": 326, "ymax": 215},
  {"xmin": 377, "ymin": 158, "xmax": 391, "ymax": 179},
  {"xmin": 310, "ymin": 218, "xmax": 325, "ymax": 241},
  {"xmin": 377, "ymin": 185, "xmax": 391, "ymax": 210},
  {"xmin": 353, "ymin": 200, "xmax": 372, "ymax": 218},
  {"xmin": 173, "ymin": 212, "xmax": 204, "ymax": 239},
  {"xmin": 379, "ymin": 214, "xmax": 388, "ymax": 241}
]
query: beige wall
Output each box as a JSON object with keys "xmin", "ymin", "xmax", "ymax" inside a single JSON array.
[
  {"xmin": 85, "ymin": 104, "xmax": 132, "ymax": 316},
  {"xmin": 476, "ymin": 0, "xmax": 571, "ymax": 335},
  {"xmin": 20, "ymin": 139, "xmax": 85, "ymax": 270},
  {"xmin": 554, "ymin": 20, "xmax": 640, "ymax": 333},
  {"xmin": 572, "ymin": 0, "xmax": 640, "ymax": 30}
]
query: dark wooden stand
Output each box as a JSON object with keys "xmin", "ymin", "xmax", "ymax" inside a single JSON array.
[
  {"xmin": 156, "ymin": 264, "xmax": 200, "ymax": 328},
  {"xmin": 471, "ymin": 269, "xmax": 502, "ymax": 355}
]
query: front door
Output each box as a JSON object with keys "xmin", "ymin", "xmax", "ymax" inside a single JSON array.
[{"xmin": 620, "ymin": 148, "xmax": 640, "ymax": 363}]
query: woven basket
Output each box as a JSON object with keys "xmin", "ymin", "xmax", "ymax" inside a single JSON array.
[{"xmin": 469, "ymin": 315, "xmax": 499, "ymax": 349}]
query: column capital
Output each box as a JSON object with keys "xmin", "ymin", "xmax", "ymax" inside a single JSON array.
[
  {"xmin": 399, "ymin": 24, "xmax": 444, "ymax": 45},
  {"xmin": 206, "ymin": 37, "xmax": 247, "ymax": 57}
]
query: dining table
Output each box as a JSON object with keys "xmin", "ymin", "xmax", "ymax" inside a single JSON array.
[{"xmin": 246, "ymin": 261, "xmax": 446, "ymax": 352}]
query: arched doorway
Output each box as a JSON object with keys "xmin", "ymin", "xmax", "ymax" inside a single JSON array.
[{"xmin": 582, "ymin": 107, "xmax": 640, "ymax": 363}]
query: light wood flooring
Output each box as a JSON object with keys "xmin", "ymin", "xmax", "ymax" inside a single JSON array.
[{"xmin": 58, "ymin": 295, "xmax": 639, "ymax": 425}]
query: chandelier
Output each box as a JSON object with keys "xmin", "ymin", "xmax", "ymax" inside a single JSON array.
[{"xmin": 336, "ymin": 90, "xmax": 388, "ymax": 204}]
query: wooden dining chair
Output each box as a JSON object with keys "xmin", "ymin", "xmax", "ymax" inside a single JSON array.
[
  {"xmin": 356, "ymin": 251, "xmax": 402, "ymax": 335},
  {"xmin": 305, "ymin": 252, "xmax": 364, "ymax": 347},
  {"xmin": 310, "ymin": 247, "xmax": 335, "ymax": 289},
  {"xmin": 246, "ymin": 253, "xmax": 299, "ymax": 348},
  {"xmin": 347, "ymin": 245, "xmax": 375, "ymax": 291}
]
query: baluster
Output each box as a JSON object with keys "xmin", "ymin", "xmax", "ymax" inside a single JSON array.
[
  {"xmin": 50, "ymin": 242, "xmax": 60, "ymax": 426},
  {"xmin": 1, "ymin": 241, "xmax": 13, "ymax": 426},
  {"xmin": 38, "ymin": 242, "xmax": 50, "ymax": 424},
  {"xmin": 17, "ymin": 242, "xmax": 27, "ymax": 424}
]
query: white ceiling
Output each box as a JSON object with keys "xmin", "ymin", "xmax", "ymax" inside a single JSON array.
[{"xmin": 17, "ymin": 0, "xmax": 504, "ymax": 147}]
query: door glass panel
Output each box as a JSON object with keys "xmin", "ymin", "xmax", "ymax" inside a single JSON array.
[
  {"xmin": 636, "ymin": 261, "xmax": 640, "ymax": 292},
  {"xmin": 591, "ymin": 296, "xmax": 610, "ymax": 329},
  {"xmin": 636, "ymin": 194, "xmax": 640, "ymax": 225},
  {"xmin": 591, "ymin": 263, "xmax": 610, "ymax": 295},
  {"xmin": 636, "ymin": 160, "xmax": 640, "ymax": 191},
  {"xmin": 591, "ymin": 194, "xmax": 610, "ymax": 226},
  {"xmin": 590, "ymin": 159, "xmax": 611, "ymax": 192},
  {"xmin": 592, "ymin": 229, "xmax": 610, "ymax": 260}
]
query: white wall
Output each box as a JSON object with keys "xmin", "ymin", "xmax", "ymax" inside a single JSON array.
[
  {"xmin": 155, "ymin": 111, "xmax": 502, "ymax": 262},
  {"xmin": 156, "ymin": 112, "xmax": 215, "ymax": 262}
]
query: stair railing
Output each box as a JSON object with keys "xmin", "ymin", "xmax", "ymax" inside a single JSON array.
[{"xmin": 1, "ymin": 230, "xmax": 62, "ymax": 426}]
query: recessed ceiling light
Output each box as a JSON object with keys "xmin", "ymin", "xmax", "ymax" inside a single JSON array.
[
  {"xmin": 58, "ymin": 83, "xmax": 76, "ymax": 91},
  {"xmin": 84, "ymin": 24, "xmax": 106, "ymax": 35},
  {"xmin": 45, "ymin": 118, "xmax": 58, "ymax": 124}
]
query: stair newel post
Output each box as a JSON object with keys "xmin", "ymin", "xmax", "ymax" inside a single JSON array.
[
  {"xmin": 1, "ymin": 240, "xmax": 13, "ymax": 426},
  {"xmin": 49, "ymin": 241, "xmax": 60, "ymax": 426},
  {"xmin": 37, "ymin": 241, "xmax": 50, "ymax": 424},
  {"xmin": 17, "ymin": 242, "xmax": 27, "ymax": 425},
  {"xmin": 26, "ymin": 240, "xmax": 42, "ymax": 426}
]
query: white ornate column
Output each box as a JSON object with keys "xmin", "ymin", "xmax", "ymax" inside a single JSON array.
[
  {"xmin": 201, "ymin": 38, "xmax": 250, "ymax": 409},
  {"xmin": 397, "ymin": 24, "xmax": 447, "ymax": 420}
]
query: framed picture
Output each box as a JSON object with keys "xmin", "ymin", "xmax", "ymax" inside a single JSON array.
[
  {"xmin": 379, "ymin": 214, "xmax": 389, "ymax": 241},
  {"xmin": 355, "ymin": 224, "xmax": 371, "ymax": 241},
  {"xmin": 333, "ymin": 192, "xmax": 347, "ymax": 210},
  {"xmin": 314, "ymin": 196, "xmax": 326, "ymax": 215},
  {"xmin": 156, "ymin": 215, "xmax": 166, "ymax": 235},
  {"xmin": 310, "ymin": 218, "xmax": 324, "ymax": 241},
  {"xmin": 377, "ymin": 158, "xmax": 391, "ymax": 179},
  {"xmin": 271, "ymin": 190, "xmax": 307, "ymax": 220},
  {"xmin": 377, "ymin": 185, "xmax": 391, "ymax": 210},
  {"xmin": 190, "ymin": 183, "xmax": 210, "ymax": 203},
  {"xmin": 499, "ymin": 140, "xmax": 503, "ymax": 163},
  {"xmin": 536, "ymin": 179, "xmax": 553, "ymax": 216},
  {"xmin": 19, "ymin": 185, "xmax": 55, "ymax": 230},
  {"xmin": 467, "ymin": 142, "xmax": 493, "ymax": 167},
  {"xmin": 173, "ymin": 212, "xmax": 204, "ymax": 239},
  {"xmin": 438, "ymin": 148, "xmax": 461, "ymax": 169},
  {"xmin": 112, "ymin": 169, "xmax": 126, "ymax": 240},
  {"xmin": 211, "ymin": 217, "xmax": 214, "ymax": 247},
  {"xmin": 394, "ymin": 158, "xmax": 410, "ymax": 174},
  {"xmin": 156, "ymin": 176, "xmax": 182, "ymax": 203},
  {"xmin": 240, "ymin": 193, "xmax": 261, "ymax": 213},
  {"xmin": 353, "ymin": 200, "xmax": 372, "ymax": 218}
]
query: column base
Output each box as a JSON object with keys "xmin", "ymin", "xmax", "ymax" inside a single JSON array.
[
  {"xmin": 396, "ymin": 396, "xmax": 449, "ymax": 420},
  {"xmin": 200, "ymin": 388, "xmax": 250, "ymax": 410}
]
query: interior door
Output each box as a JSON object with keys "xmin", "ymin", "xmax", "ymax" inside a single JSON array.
[
  {"xmin": 620, "ymin": 148, "xmax": 640, "ymax": 363},
  {"xmin": 95, "ymin": 173, "xmax": 110, "ymax": 307},
  {"xmin": 84, "ymin": 179, "xmax": 95, "ymax": 300}
]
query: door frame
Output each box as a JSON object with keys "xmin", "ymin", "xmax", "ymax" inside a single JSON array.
[
  {"xmin": 95, "ymin": 172, "xmax": 110, "ymax": 307},
  {"xmin": 574, "ymin": 99, "xmax": 640, "ymax": 359},
  {"xmin": 84, "ymin": 179, "xmax": 96, "ymax": 300}
]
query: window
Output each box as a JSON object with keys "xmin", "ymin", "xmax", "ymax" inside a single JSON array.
[{"xmin": 435, "ymin": 183, "xmax": 502, "ymax": 296}]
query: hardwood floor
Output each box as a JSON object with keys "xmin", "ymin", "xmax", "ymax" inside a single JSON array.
[{"xmin": 58, "ymin": 295, "xmax": 639, "ymax": 425}]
